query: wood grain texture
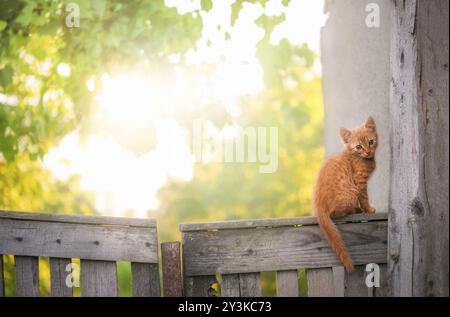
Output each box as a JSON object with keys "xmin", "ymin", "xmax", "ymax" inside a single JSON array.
[
  {"xmin": 50, "ymin": 258, "xmax": 72, "ymax": 297},
  {"xmin": 131, "ymin": 262, "xmax": 160, "ymax": 297},
  {"xmin": 182, "ymin": 220, "xmax": 387, "ymax": 276},
  {"xmin": 0, "ymin": 210, "xmax": 155, "ymax": 227},
  {"xmin": 332, "ymin": 266, "xmax": 345, "ymax": 297},
  {"xmin": 306, "ymin": 268, "xmax": 334, "ymax": 297},
  {"xmin": 344, "ymin": 265, "xmax": 367, "ymax": 297},
  {"xmin": 0, "ymin": 218, "xmax": 157, "ymax": 263},
  {"xmin": 239, "ymin": 273, "xmax": 261, "ymax": 297},
  {"xmin": 0, "ymin": 255, "xmax": 4, "ymax": 297},
  {"xmin": 374, "ymin": 264, "xmax": 388, "ymax": 297},
  {"xmin": 183, "ymin": 275, "xmax": 217, "ymax": 297},
  {"xmin": 15, "ymin": 256, "xmax": 39, "ymax": 297},
  {"xmin": 161, "ymin": 242, "xmax": 182, "ymax": 297},
  {"xmin": 221, "ymin": 274, "xmax": 240, "ymax": 297},
  {"xmin": 81, "ymin": 260, "xmax": 117, "ymax": 297},
  {"xmin": 276, "ymin": 270, "xmax": 298, "ymax": 297},
  {"xmin": 389, "ymin": 0, "xmax": 449, "ymax": 297},
  {"xmin": 180, "ymin": 212, "xmax": 388, "ymax": 232}
]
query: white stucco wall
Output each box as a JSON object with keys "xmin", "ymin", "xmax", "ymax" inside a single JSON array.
[{"xmin": 320, "ymin": 0, "xmax": 392, "ymax": 213}]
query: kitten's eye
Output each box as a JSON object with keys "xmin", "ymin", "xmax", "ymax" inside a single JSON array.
[
  {"xmin": 355, "ymin": 145, "xmax": 362, "ymax": 150},
  {"xmin": 368, "ymin": 139, "xmax": 374, "ymax": 145}
]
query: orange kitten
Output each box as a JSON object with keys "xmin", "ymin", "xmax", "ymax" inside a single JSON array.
[{"xmin": 313, "ymin": 116, "xmax": 378, "ymax": 272}]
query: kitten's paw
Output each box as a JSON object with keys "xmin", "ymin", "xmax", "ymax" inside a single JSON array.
[{"xmin": 365, "ymin": 206, "xmax": 376, "ymax": 214}]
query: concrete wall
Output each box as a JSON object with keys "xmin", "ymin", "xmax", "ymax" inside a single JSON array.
[{"xmin": 320, "ymin": 0, "xmax": 392, "ymax": 213}]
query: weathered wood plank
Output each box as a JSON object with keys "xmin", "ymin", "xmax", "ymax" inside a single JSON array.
[
  {"xmin": 50, "ymin": 258, "xmax": 72, "ymax": 297},
  {"xmin": 306, "ymin": 268, "xmax": 334, "ymax": 297},
  {"xmin": 15, "ymin": 256, "xmax": 39, "ymax": 297},
  {"xmin": 221, "ymin": 274, "xmax": 240, "ymax": 297},
  {"xmin": 0, "ymin": 218, "xmax": 157, "ymax": 263},
  {"xmin": 131, "ymin": 263, "xmax": 160, "ymax": 297},
  {"xmin": 344, "ymin": 265, "xmax": 367, "ymax": 297},
  {"xmin": 239, "ymin": 273, "xmax": 261, "ymax": 297},
  {"xmin": 183, "ymin": 275, "xmax": 217, "ymax": 297},
  {"xmin": 182, "ymin": 220, "xmax": 387, "ymax": 276},
  {"xmin": 180, "ymin": 212, "xmax": 388, "ymax": 232},
  {"xmin": 374, "ymin": 264, "xmax": 388, "ymax": 297},
  {"xmin": 161, "ymin": 242, "xmax": 182, "ymax": 297},
  {"xmin": 389, "ymin": 0, "xmax": 449, "ymax": 297},
  {"xmin": 81, "ymin": 260, "xmax": 117, "ymax": 297},
  {"xmin": 0, "ymin": 255, "xmax": 4, "ymax": 297},
  {"xmin": 0, "ymin": 210, "xmax": 155, "ymax": 228},
  {"xmin": 332, "ymin": 266, "xmax": 345, "ymax": 297},
  {"xmin": 276, "ymin": 270, "xmax": 298, "ymax": 297}
]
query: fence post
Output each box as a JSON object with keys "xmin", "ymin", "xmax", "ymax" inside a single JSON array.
[{"xmin": 161, "ymin": 242, "xmax": 182, "ymax": 297}]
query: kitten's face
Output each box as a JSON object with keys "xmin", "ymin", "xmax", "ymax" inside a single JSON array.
[{"xmin": 340, "ymin": 117, "xmax": 378, "ymax": 160}]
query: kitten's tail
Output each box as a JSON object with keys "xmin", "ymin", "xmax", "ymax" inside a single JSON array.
[{"xmin": 316, "ymin": 211, "xmax": 354, "ymax": 272}]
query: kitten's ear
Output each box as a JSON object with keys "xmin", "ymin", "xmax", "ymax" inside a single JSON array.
[
  {"xmin": 340, "ymin": 128, "xmax": 351, "ymax": 144},
  {"xmin": 364, "ymin": 116, "xmax": 376, "ymax": 130}
]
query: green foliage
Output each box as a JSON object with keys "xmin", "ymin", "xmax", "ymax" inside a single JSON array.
[
  {"xmin": 201, "ymin": 0, "xmax": 213, "ymax": 12},
  {"xmin": 156, "ymin": 74, "xmax": 323, "ymax": 243},
  {"xmin": 0, "ymin": 0, "xmax": 204, "ymax": 297},
  {"xmin": 0, "ymin": 0, "xmax": 323, "ymax": 296},
  {"xmin": 0, "ymin": 0, "xmax": 203, "ymax": 162},
  {"xmin": 154, "ymin": 0, "xmax": 323, "ymax": 243}
]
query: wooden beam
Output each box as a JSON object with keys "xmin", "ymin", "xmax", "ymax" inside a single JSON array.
[
  {"xmin": 182, "ymin": 220, "xmax": 387, "ymax": 276},
  {"xmin": 0, "ymin": 218, "xmax": 157, "ymax": 263},
  {"xmin": 180, "ymin": 212, "xmax": 388, "ymax": 232},
  {"xmin": 389, "ymin": 0, "xmax": 449, "ymax": 296},
  {"xmin": 0, "ymin": 210, "xmax": 155, "ymax": 228},
  {"xmin": 161, "ymin": 242, "xmax": 182, "ymax": 297}
]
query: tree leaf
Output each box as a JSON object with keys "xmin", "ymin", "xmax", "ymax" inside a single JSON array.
[
  {"xmin": 201, "ymin": 0, "xmax": 213, "ymax": 12},
  {"xmin": 0, "ymin": 65, "xmax": 13, "ymax": 87},
  {"xmin": 0, "ymin": 20, "xmax": 7, "ymax": 32}
]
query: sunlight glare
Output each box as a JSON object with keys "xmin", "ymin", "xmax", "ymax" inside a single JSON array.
[
  {"xmin": 44, "ymin": 0, "xmax": 326, "ymax": 218},
  {"xmin": 95, "ymin": 74, "xmax": 166, "ymax": 129}
]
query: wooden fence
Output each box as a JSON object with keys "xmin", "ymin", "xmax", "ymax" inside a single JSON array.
[
  {"xmin": 0, "ymin": 210, "xmax": 388, "ymax": 297},
  {"xmin": 180, "ymin": 212, "xmax": 388, "ymax": 297},
  {"xmin": 0, "ymin": 210, "xmax": 160, "ymax": 297}
]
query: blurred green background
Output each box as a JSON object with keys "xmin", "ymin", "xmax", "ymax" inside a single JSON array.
[{"xmin": 0, "ymin": 0, "xmax": 324, "ymax": 296}]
